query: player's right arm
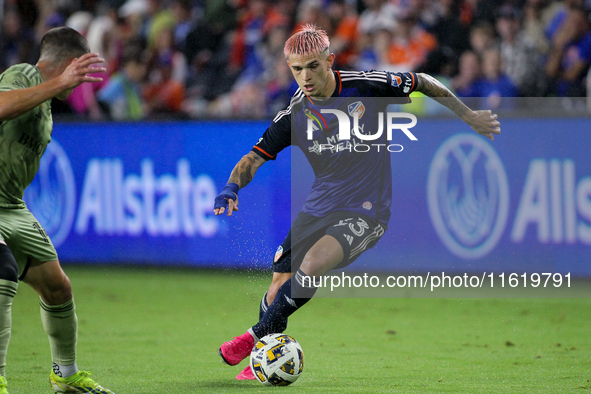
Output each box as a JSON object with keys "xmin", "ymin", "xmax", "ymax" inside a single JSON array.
[
  {"xmin": 213, "ymin": 102, "xmax": 292, "ymax": 217},
  {"xmin": 0, "ymin": 53, "xmax": 105, "ymax": 120},
  {"xmin": 213, "ymin": 151, "xmax": 267, "ymax": 217}
]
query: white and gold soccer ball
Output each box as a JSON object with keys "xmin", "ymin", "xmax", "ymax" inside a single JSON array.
[{"xmin": 249, "ymin": 333, "xmax": 304, "ymax": 386}]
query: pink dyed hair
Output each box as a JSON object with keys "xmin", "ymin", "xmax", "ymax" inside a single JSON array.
[{"xmin": 284, "ymin": 24, "xmax": 330, "ymax": 58}]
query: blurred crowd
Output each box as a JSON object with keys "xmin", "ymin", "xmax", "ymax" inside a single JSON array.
[{"xmin": 2, "ymin": 0, "xmax": 591, "ymax": 119}]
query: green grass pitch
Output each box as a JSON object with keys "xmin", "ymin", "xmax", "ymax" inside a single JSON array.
[{"xmin": 7, "ymin": 266, "xmax": 591, "ymax": 393}]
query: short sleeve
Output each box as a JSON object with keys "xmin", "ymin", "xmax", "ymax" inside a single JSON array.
[
  {"xmin": 385, "ymin": 72, "xmax": 417, "ymax": 97},
  {"xmin": 252, "ymin": 109, "xmax": 291, "ymax": 160},
  {"xmin": 0, "ymin": 64, "xmax": 36, "ymax": 92}
]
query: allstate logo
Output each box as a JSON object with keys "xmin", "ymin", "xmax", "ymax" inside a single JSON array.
[
  {"xmin": 23, "ymin": 139, "xmax": 76, "ymax": 248},
  {"xmin": 427, "ymin": 134, "xmax": 509, "ymax": 259}
]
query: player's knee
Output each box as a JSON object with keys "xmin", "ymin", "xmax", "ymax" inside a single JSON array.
[
  {"xmin": 42, "ymin": 274, "xmax": 73, "ymax": 305},
  {"xmin": 300, "ymin": 252, "xmax": 334, "ymax": 277},
  {"xmin": 0, "ymin": 243, "xmax": 19, "ymax": 282}
]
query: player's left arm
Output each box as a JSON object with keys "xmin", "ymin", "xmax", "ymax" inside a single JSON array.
[{"xmin": 414, "ymin": 72, "xmax": 501, "ymax": 141}]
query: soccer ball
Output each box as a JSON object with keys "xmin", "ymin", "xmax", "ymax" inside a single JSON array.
[{"xmin": 249, "ymin": 333, "xmax": 304, "ymax": 386}]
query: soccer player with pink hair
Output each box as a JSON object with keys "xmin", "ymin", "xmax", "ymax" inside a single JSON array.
[{"xmin": 214, "ymin": 24, "xmax": 500, "ymax": 380}]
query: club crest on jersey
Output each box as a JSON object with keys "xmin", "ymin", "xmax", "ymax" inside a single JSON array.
[
  {"xmin": 274, "ymin": 245, "xmax": 283, "ymax": 262},
  {"xmin": 363, "ymin": 201, "xmax": 372, "ymax": 210},
  {"xmin": 347, "ymin": 101, "xmax": 365, "ymax": 120},
  {"xmin": 391, "ymin": 75, "xmax": 402, "ymax": 87}
]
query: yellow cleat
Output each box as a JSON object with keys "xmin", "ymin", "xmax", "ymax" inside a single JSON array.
[
  {"xmin": 0, "ymin": 376, "xmax": 8, "ymax": 394},
  {"xmin": 50, "ymin": 370, "xmax": 115, "ymax": 394}
]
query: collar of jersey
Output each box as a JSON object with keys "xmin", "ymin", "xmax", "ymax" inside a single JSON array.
[{"xmin": 304, "ymin": 71, "xmax": 342, "ymax": 107}]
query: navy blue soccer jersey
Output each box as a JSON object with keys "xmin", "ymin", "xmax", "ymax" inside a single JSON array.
[{"xmin": 252, "ymin": 70, "xmax": 417, "ymax": 228}]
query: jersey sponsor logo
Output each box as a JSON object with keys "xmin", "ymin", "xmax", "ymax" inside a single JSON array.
[
  {"xmin": 75, "ymin": 158, "xmax": 219, "ymax": 238},
  {"xmin": 347, "ymin": 101, "xmax": 365, "ymax": 120},
  {"xmin": 24, "ymin": 139, "xmax": 76, "ymax": 248},
  {"xmin": 391, "ymin": 75, "xmax": 402, "ymax": 87},
  {"xmin": 17, "ymin": 132, "xmax": 46, "ymax": 157},
  {"xmin": 427, "ymin": 134, "xmax": 509, "ymax": 259},
  {"xmin": 403, "ymin": 76, "xmax": 412, "ymax": 93},
  {"xmin": 510, "ymin": 159, "xmax": 591, "ymax": 245},
  {"xmin": 25, "ymin": 142, "xmax": 221, "ymax": 247}
]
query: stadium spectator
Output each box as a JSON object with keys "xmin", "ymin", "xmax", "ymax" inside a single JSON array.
[
  {"xmin": 65, "ymin": 11, "xmax": 107, "ymax": 119},
  {"xmin": 545, "ymin": 7, "xmax": 591, "ymax": 96},
  {"xmin": 144, "ymin": 25, "xmax": 187, "ymax": 114},
  {"xmin": 357, "ymin": 0, "xmax": 398, "ymax": 36},
  {"xmin": 469, "ymin": 21, "xmax": 496, "ymax": 56},
  {"xmin": 522, "ymin": 0, "xmax": 562, "ymax": 54},
  {"xmin": 182, "ymin": 0, "xmax": 239, "ymax": 101},
  {"xmin": 453, "ymin": 50, "xmax": 483, "ymax": 97},
  {"xmin": 384, "ymin": 7, "xmax": 438, "ymax": 72},
  {"xmin": 87, "ymin": 1, "xmax": 123, "ymax": 67},
  {"xmin": 354, "ymin": 0, "xmax": 398, "ymax": 71},
  {"xmin": 171, "ymin": 0, "xmax": 195, "ymax": 53},
  {"xmin": 356, "ymin": 26, "xmax": 395, "ymax": 71},
  {"xmin": 118, "ymin": 0, "xmax": 150, "ymax": 45},
  {"xmin": 265, "ymin": 55, "xmax": 299, "ymax": 116},
  {"xmin": 425, "ymin": 0, "xmax": 471, "ymax": 61},
  {"xmin": 145, "ymin": 0, "xmax": 176, "ymax": 49},
  {"xmin": 1, "ymin": 7, "xmax": 36, "ymax": 72},
  {"xmin": 98, "ymin": 44, "xmax": 147, "ymax": 120},
  {"xmin": 326, "ymin": 0, "xmax": 359, "ymax": 69},
  {"xmin": 6, "ymin": 0, "xmax": 40, "ymax": 67},
  {"xmin": 545, "ymin": 0, "xmax": 585, "ymax": 43},
  {"xmin": 229, "ymin": 0, "xmax": 289, "ymax": 85},
  {"xmin": 496, "ymin": 4, "xmax": 547, "ymax": 97},
  {"xmin": 479, "ymin": 47, "xmax": 518, "ymax": 109},
  {"xmin": 291, "ymin": 0, "xmax": 332, "ymax": 38}
]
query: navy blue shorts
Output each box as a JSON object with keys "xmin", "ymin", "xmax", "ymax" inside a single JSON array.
[{"xmin": 272, "ymin": 211, "xmax": 385, "ymax": 273}]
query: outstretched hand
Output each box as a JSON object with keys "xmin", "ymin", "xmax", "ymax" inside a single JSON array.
[
  {"xmin": 464, "ymin": 110, "xmax": 501, "ymax": 141},
  {"xmin": 213, "ymin": 191, "xmax": 239, "ymax": 217},
  {"xmin": 59, "ymin": 53, "xmax": 106, "ymax": 90}
]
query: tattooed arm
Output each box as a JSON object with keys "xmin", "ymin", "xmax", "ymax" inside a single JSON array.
[
  {"xmin": 227, "ymin": 151, "xmax": 266, "ymax": 188},
  {"xmin": 415, "ymin": 73, "xmax": 501, "ymax": 141},
  {"xmin": 213, "ymin": 151, "xmax": 267, "ymax": 216}
]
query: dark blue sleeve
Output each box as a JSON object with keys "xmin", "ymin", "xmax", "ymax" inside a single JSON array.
[
  {"xmin": 385, "ymin": 72, "xmax": 417, "ymax": 97},
  {"xmin": 251, "ymin": 108, "xmax": 291, "ymax": 161}
]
